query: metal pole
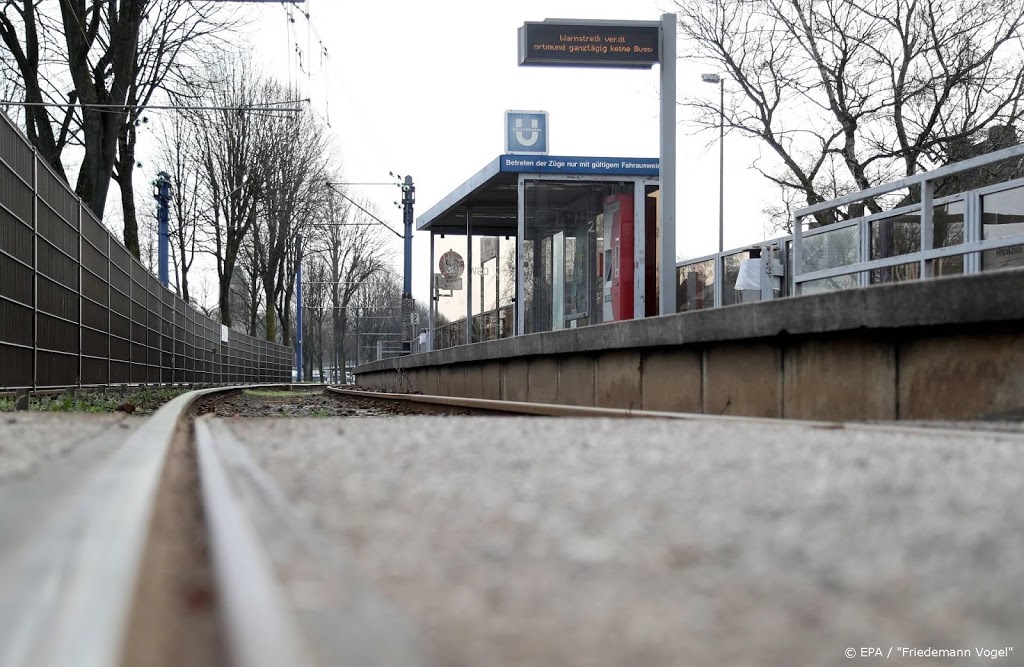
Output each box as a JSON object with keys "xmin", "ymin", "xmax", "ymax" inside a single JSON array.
[
  {"xmin": 402, "ymin": 175, "xmax": 415, "ymax": 296},
  {"xmin": 402, "ymin": 175, "xmax": 415, "ymax": 350},
  {"xmin": 428, "ymin": 232, "xmax": 435, "ymax": 351},
  {"xmin": 296, "ymin": 234, "xmax": 303, "ymax": 382},
  {"xmin": 154, "ymin": 172, "xmax": 172, "ymax": 288},
  {"xmin": 466, "ymin": 209, "xmax": 473, "ymax": 344},
  {"xmin": 718, "ymin": 78, "xmax": 725, "ymax": 255},
  {"xmin": 495, "ymin": 240, "xmax": 500, "ymax": 335},
  {"xmin": 516, "ymin": 175, "xmax": 526, "ymax": 335},
  {"xmin": 659, "ymin": 13, "xmax": 677, "ymax": 316}
]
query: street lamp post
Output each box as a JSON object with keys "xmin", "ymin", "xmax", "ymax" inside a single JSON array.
[{"xmin": 701, "ymin": 73, "xmax": 725, "ymax": 254}]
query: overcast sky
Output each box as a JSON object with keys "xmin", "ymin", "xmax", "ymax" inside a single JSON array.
[{"xmin": 156, "ymin": 0, "xmax": 780, "ymax": 306}]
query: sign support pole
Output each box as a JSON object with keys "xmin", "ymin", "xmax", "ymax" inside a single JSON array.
[
  {"xmin": 659, "ymin": 13, "xmax": 676, "ymax": 316},
  {"xmin": 428, "ymin": 232, "xmax": 435, "ymax": 351}
]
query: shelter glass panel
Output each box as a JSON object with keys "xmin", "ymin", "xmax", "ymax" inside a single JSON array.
[
  {"xmin": 523, "ymin": 180, "xmax": 633, "ymax": 334},
  {"xmin": 981, "ymin": 185, "xmax": 1024, "ymax": 271},
  {"xmin": 469, "ymin": 233, "xmax": 515, "ymax": 343},
  {"xmin": 433, "ymin": 235, "xmax": 469, "ymax": 350}
]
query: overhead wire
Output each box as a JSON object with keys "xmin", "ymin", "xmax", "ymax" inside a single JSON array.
[{"xmin": 261, "ymin": 1, "xmax": 403, "ymax": 242}]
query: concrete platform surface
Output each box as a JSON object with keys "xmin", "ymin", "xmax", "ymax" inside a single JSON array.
[{"xmin": 223, "ymin": 416, "xmax": 1024, "ymax": 667}]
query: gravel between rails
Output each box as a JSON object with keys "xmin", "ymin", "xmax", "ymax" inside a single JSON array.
[{"xmin": 195, "ymin": 389, "xmax": 479, "ymax": 419}]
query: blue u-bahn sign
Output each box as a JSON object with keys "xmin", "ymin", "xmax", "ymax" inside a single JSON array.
[{"xmin": 505, "ymin": 110, "xmax": 549, "ymax": 155}]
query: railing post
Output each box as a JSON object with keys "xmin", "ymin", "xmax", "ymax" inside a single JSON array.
[
  {"xmin": 713, "ymin": 253, "xmax": 723, "ymax": 308},
  {"xmin": 791, "ymin": 212, "xmax": 802, "ymax": 295},
  {"xmin": 858, "ymin": 217, "xmax": 871, "ymax": 287},
  {"xmin": 920, "ymin": 180, "xmax": 934, "ymax": 278},
  {"xmin": 965, "ymin": 190, "xmax": 982, "ymax": 274}
]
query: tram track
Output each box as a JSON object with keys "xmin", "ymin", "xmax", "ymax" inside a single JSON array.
[{"xmin": 2, "ymin": 385, "xmax": 1023, "ymax": 667}]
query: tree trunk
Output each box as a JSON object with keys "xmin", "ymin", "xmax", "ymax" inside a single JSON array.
[
  {"xmin": 338, "ymin": 313, "xmax": 348, "ymax": 379},
  {"xmin": 116, "ymin": 121, "xmax": 141, "ymax": 258},
  {"xmin": 264, "ymin": 281, "xmax": 277, "ymax": 342},
  {"xmin": 280, "ymin": 286, "xmax": 293, "ymax": 347},
  {"xmin": 218, "ymin": 278, "xmax": 232, "ymax": 327},
  {"xmin": 179, "ymin": 259, "xmax": 191, "ymax": 305}
]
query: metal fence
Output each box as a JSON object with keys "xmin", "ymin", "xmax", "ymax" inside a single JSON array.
[
  {"xmin": 0, "ymin": 111, "xmax": 292, "ymax": 389},
  {"xmin": 429, "ymin": 304, "xmax": 514, "ymax": 352}
]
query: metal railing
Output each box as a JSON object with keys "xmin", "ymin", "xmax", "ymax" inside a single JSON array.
[
  {"xmin": 675, "ymin": 238, "xmax": 790, "ymax": 311},
  {"xmin": 431, "ymin": 304, "xmax": 514, "ymax": 351},
  {"xmin": 375, "ymin": 340, "xmax": 409, "ymax": 361},
  {"xmin": 0, "ymin": 111, "xmax": 292, "ymax": 389},
  {"xmin": 792, "ymin": 144, "xmax": 1024, "ymax": 293},
  {"xmin": 676, "ymin": 145, "xmax": 1024, "ymax": 308}
]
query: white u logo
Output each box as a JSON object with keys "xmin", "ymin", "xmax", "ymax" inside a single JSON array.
[{"xmin": 514, "ymin": 118, "xmax": 540, "ymax": 147}]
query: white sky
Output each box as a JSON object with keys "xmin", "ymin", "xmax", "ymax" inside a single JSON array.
[{"xmin": 137, "ymin": 0, "xmax": 781, "ymax": 308}]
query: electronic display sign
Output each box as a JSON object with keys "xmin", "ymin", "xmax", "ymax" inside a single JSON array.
[{"xmin": 519, "ymin": 21, "xmax": 660, "ymax": 68}]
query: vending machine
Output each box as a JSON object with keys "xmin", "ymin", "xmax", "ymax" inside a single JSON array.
[{"xmin": 602, "ymin": 193, "xmax": 634, "ymax": 321}]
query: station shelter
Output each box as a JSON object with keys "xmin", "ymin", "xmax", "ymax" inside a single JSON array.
[{"xmin": 418, "ymin": 154, "xmax": 661, "ymax": 350}]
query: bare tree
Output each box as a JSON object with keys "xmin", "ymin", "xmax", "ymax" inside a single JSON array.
[
  {"xmin": 313, "ymin": 190, "xmax": 393, "ymax": 379},
  {"xmin": 301, "ymin": 257, "xmax": 329, "ymax": 381},
  {"xmin": 112, "ymin": 0, "xmax": 236, "ymax": 257},
  {"xmin": 253, "ymin": 98, "xmax": 332, "ymax": 344},
  {"xmin": 677, "ymin": 0, "xmax": 1024, "ymax": 227},
  {"xmin": 192, "ymin": 52, "xmax": 272, "ymax": 327},
  {"xmin": 348, "ymin": 270, "xmax": 403, "ymax": 367},
  {"xmin": 235, "ymin": 231, "xmax": 263, "ymax": 336},
  {"xmin": 0, "ymin": 0, "xmax": 236, "ymax": 253},
  {"xmin": 155, "ymin": 110, "xmax": 202, "ymax": 303}
]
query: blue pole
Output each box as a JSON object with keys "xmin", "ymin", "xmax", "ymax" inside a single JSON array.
[
  {"xmin": 154, "ymin": 172, "xmax": 171, "ymax": 288},
  {"xmin": 296, "ymin": 234, "xmax": 303, "ymax": 382},
  {"xmin": 402, "ymin": 175, "xmax": 415, "ymax": 296}
]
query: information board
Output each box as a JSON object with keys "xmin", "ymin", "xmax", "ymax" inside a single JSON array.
[
  {"xmin": 499, "ymin": 154, "xmax": 659, "ymax": 176},
  {"xmin": 519, "ymin": 21, "xmax": 660, "ymax": 68}
]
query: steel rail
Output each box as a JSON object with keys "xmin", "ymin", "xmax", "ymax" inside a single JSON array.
[
  {"xmin": 326, "ymin": 387, "xmax": 1024, "ymax": 441},
  {"xmin": 327, "ymin": 386, "xmax": 866, "ymax": 425},
  {"xmin": 194, "ymin": 418, "xmax": 316, "ymax": 667},
  {"xmin": 0, "ymin": 384, "xmax": 285, "ymax": 667},
  {"xmin": 194, "ymin": 418, "xmax": 428, "ymax": 667}
]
